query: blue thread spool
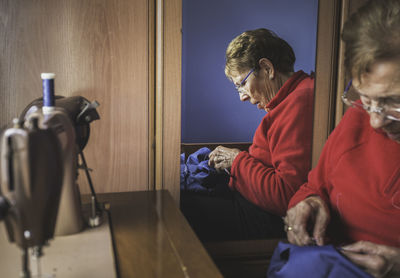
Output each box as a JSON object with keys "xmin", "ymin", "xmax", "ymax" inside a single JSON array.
[{"xmin": 41, "ymin": 73, "xmax": 55, "ymax": 114}]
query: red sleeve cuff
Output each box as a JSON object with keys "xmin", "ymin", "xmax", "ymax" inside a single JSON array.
[{"xmin": 228, "ymin": 151, "xmax": 247, "ymax": 189}]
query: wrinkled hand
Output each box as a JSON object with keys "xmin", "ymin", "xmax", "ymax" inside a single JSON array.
[
  {"xmin": 284, "ymin": 196, "xmax": 330, "ymax": 246},
  {"xmin": 341, "ymin": 241, "xmax": 400, "ymax": 278},
  {"xmin": 208, "ymin": 146, "xmax": 240, "ymax": 172}
]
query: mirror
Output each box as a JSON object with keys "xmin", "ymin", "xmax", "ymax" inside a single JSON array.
[{"xmin": 180, "ymin": 0, "xmax": 319, "ymax": 242}]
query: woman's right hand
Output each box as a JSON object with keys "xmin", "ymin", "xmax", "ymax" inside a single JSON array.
[
  {"xmin": 208, "ymin": 146, "xmax": 240, "ymax": 172},
  {"xmin": 284, "ymin": 196, "xmax": 330, "ymax": 246}
]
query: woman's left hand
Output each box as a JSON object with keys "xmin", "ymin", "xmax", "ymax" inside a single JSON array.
[
  {"xmin": 341, "ymin": 241, "xmax": 400, "ymax": 278},
  {"xmin": 208, "ymin": 146, "xmax": 240, "ymax": 172}
]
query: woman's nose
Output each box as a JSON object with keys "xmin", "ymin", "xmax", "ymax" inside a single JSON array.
[
  {"xmin": 369, "ymin": 112, "xmax": 387, "ymax": 129},
  {"xmin": 240, "ymin": 93, "xmax": 249, "ymax": 102}
]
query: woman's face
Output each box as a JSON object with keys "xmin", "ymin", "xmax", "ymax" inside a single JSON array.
[
  {"xmin": 230, "ymin": 66, "xmax": 277, "ymax": 111},
  {"xmin": 352, "ymin": 60, "xmax": 400, "ymax": 142}
]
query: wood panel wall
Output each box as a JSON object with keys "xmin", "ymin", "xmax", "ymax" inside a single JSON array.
[{"xmin": 0, "ymin": 0, "xmax": 153, "ymax": 194}]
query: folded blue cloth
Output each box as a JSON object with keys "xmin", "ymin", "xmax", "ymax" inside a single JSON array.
[
  {"xmin": 267, "ymin": 242, "xmax": 372, "ymax": 278},
  {"xmin": 180, "ymin": 147, "xmax": 216, "ymax": 193}
]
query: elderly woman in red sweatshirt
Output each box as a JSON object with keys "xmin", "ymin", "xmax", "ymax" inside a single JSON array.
[
  {"xmin": 209, "ymin": 28, "xmax": 314, "ymax": 216},
  {"xmin": 284, "ymin": 0, "xmax": 400, "ymax": 277},
  {"xmin": 182, "ymin": 28, "xmax": 314, "ymax": 240}
]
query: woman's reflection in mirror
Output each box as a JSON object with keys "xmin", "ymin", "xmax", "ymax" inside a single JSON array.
[{"xmin": 181, "ymin": 28, "xmax": 315, "ymax": 241}]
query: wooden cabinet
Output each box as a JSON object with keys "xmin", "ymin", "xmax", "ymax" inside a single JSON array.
[{"xmin": 0, "ymin": 0, "xmax": 181, "ymax": 201}]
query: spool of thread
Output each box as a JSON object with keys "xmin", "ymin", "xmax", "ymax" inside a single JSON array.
[{"xmin": 41, "ymin": 73, "xmax": 55, "ymax": 114}]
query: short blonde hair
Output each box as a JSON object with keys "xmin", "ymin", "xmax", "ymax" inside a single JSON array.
[
  {"xmin": 225, "ymin": 28, "xmax": 295, "ymax": 77},
  {"xmin": 342, "ymin": 0, "xmax": 400, "ymax": 80}
]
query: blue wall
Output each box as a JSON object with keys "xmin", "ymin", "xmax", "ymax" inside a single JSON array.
[{"xmin": 182, "ymin": 0, "xmax": 318, "ymax": 143}]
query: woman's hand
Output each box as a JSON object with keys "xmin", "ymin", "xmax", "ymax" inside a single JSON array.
[
  {"xmin": 208, "ymin": 146, "xmax": 240, "ymax": 172},
  {"xmin": 284, "ymin": 196, "xmax": 330, "ymax": 246},
  {"xmin": 341, "ymin": 241, "xmax": 400, "ymax": 278}
]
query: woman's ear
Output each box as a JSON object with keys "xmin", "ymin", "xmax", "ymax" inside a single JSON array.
[{"xmin": 259, "ymin": 58, "xmax": 275, "ymax": 80}]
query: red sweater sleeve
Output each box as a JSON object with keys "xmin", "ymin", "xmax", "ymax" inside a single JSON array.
[{"xmin": 229, "ymin": 86, "xmax": 313, "ymax": 216}]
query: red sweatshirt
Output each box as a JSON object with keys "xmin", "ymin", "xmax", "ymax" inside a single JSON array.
[
  {"xmin": 289, "ymin": 106, "xmax": 400, "ymax": 247},
  {"xmin": 229, "ymin": 71, "xmax": 314, "ymax": 216}
]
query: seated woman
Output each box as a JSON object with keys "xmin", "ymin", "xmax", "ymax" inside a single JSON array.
[
  {"xmin": 284, "ymin": 0, "xmax": 400, "ymax": 277},
  {"xmin": 181, "ymin": 28, "xmax": 314, "ymax": 240}
]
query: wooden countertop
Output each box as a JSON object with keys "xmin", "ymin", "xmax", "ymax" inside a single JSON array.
[{"xmin": 83, "ymin": 190, "xmax": 223, "ymax": 278}]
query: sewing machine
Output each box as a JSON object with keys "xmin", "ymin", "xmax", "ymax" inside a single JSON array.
[
  {"xmin": 0, "ymin": 73, "xmax": 224, "ymax": 278},
  {"xmin": 0, "ymin": 73, "xmax": 100, "ymax": 277}
]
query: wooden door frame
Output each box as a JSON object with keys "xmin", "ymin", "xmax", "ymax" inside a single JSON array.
[
  {"xmin": 312, "ymin": 0, "xmax": 368, "ymax": 167},
  {"xmin": 161, "ymin": 0, "xmax": 345, "ymax": 200},
  {"xmin": 159, "ymin": 0, "xmax": 357, "ymax": 201},
  {"xmin": 311, "ymin": 0, "xmax": 342, "ymax": 167},
  {"xmin": 154, "ymin": 0, "xmax": 182, "ymax": 203}
]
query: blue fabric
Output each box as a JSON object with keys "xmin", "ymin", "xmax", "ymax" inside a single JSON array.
[
  {"xmin": 267, "ymin": 242, "xmax": 373, "ymax": 278},
  {"xmin": 180, "ymin": 147, "xmax": 231, "ymax": 194},
  {"xmin": 180, "ymin": 147, "xmax": 217, "ymax": 193}
]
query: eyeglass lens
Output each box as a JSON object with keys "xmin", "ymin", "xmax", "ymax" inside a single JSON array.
[
  {"xmin": 236, "ymin": 69, "xmax": 254, "ymax": 91},
  {"xmin": 343, "ymin": 81, "xmax": 400, "ymax": 120}
]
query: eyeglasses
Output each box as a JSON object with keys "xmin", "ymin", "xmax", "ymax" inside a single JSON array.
[
  {"xmin": 341, "ymin": 79, "xmax": 400, "ymax": 121},
  {"xmin": 235, "ymin": 69, "xmax": 254, "ymax": 93}
]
